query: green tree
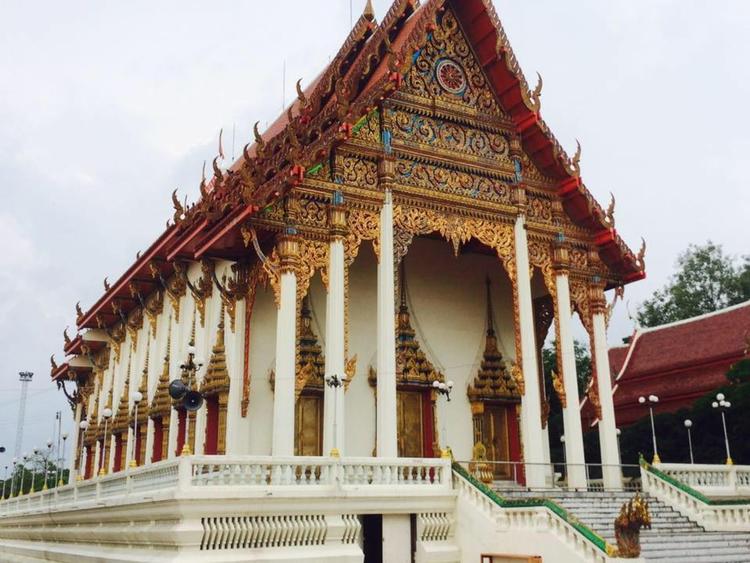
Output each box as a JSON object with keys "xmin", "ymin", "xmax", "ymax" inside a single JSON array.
[
  {"xmin": 542, "ymin": 339, "xmax": 592, "ymax": 400},
  {"xmin": 637, "ymin": 242, "xmax": 750, "ymax": 327}
]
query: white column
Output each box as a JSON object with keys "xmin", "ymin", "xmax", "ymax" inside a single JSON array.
[
  {"xmin": 324, "ymin": 202, "xmax": 347, "ymax": 456},
  {"xmin": 145, "ymin": 418, "xmax": 154, "ymax": 464},
  {"xmin": 593, "ymin": 308, "xmax": 622, "ymax": 488},
  {"xmin": 377, "ymin": 181, "xmax": 398, "ymax": 457},
  {"xmin": 514, "ymin": 214, "xmax": 547, "ymax": 488},
  {"xmin": 70, "ymin": 402, "xmax": 82, "ymax": 475},
  {"xmin": 272, "ymin": 235, "xmax": 299, "ymax": 456},
  {"xmin": 555, "ymin": 272, "xmax": 587, "ymax": 489}
]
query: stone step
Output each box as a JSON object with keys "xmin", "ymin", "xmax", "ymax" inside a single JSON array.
[{"xmin": 647, "ymin": 554, "xmax": 750, "ymax": 563}]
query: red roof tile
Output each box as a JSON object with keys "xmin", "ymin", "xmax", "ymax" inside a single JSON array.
[{"xmin": 617, "ymin": 301, "xmax": 750, "ymax": 380}]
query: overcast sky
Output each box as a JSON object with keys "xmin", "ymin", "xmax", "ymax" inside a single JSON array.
[{"xmin": 1, "ymin": 0, "xmax": 748, "ymax": 470}]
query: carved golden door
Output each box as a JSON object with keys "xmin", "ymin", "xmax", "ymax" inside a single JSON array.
[
  {"xmin": 483, "ymin": 405, "xmax": 511, "ymax": 479},
  {"xmin": 397, "ymin": 390, "xmax": 424, "ymax": 457},
  {"xmin": 295, "ymin": 395, "xmax": 323, "ymax": 456}
]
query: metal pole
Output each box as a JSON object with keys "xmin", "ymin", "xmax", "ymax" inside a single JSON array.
[
  {"xmin": 687, "ymin": 428, "xmax": 694, "ymax": 464},
  {"xmin": 720, "ymin": 411, "xmax": 732, "ymax": 464},
  {"xmin": 100, "ymin": 419, "xmax": 109, "ymax": 476},
  {"xmin": 60, "ymin": 435, "xmax": 67, "ymax": 486},
  {"xmin": 648, "ymin": 406, "xmax": 659, "ymax": 462},
  {"xmin": 2, "ymin": 466, "xmax": 6, "ymax": 499},
  {"xmin": 131, "ymin": 403, "xmax": 138, "ymax": 468},
  {"xmin": 183, "ymin": 410, "xmax": 190, "ymax": 456},
  {"xmin": 55, "ymin": 411, "xmax": 62, "ymax": 487}
]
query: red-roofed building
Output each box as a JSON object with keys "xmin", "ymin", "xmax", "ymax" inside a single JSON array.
[{"xmin": 584, "ymin": 301, "xmax": 750, "ymax": 428}]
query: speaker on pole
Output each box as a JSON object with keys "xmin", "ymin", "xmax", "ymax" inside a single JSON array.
[{"xmin": 183, "ymin": 391, "xmax": 204, "ymax": 412}]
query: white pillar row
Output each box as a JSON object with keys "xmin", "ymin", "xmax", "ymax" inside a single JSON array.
[
  {"xmin": 271, "ymin": 232, "xmax": 299, "ymax": 456},
  {"xmin": 376, "ymin": 158, "xmax": 398, "ymax": 458},
  {"xmin": 324, "ymin": 196, "xmax": 347, "ymax": 456},
  {"xmin": 553, "ymin": 249, "xmax": 587, "ymax": 490},
  {"xmin": 591, "ymin": 284, "xmax": 622, "ymax": 489},
  {"xmin": 513, "ymin": 212, "xmax": 547, "ymax": 488}
]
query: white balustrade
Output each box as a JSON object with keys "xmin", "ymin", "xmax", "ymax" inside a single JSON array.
[
  {"xmin": 453, "ymin": 473, "xmax": 614, "ymax": 562},
  {"xmin": 0, "ymin": 455, "xmax": 451, "ymax": 518},
  {"xmin": 656, "ymin": 462, "xmax": 750, "ymax": 497},
  {"xmin": 641, "ymin": 464, "xmax": 750, "ymax": 531}
]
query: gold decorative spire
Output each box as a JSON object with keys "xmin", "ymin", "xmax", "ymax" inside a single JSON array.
[
  {"xmin": 112, "ymin": 350, "xmax": 133, "ymax": 434},
  {"xmin": 363, "ymin": 0, "xmax": 375, "ymax": 21},
  {"xmin": 467, "ymin": 277, "xmax": 519, "ymax": 402},
  {"xmin": 297, "ymin": 296, "xmax": 325, "ymax": 389},
  {"xmin": 389, "ymin": 261, "xmax": 443, "ymax": 386},
  {"xmin": 201, "ymin": 308, "xmax": 230, "ymax": 397},
  {"xmin": 150, "ymin": 320, "xmax": 173, "ymax": 419}
]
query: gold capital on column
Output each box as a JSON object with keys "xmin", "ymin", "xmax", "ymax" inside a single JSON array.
[
  {"xmin": 378, "ymin": 157, "xmax": 395, "ymax": 188},
  {"xmin": 277, "ymin": 233, "xmax": 300, "ymax": 273},
  {"xmin": 552, "ymin": 238, "xmax": 570, "ymax": 274},
  {"xmin": 589, "ymin": 278, "xmax": 608, "ymax": 315},
  {"xmin": 328, "ymin": 198, "xmax": 348, "ymax": 240}
]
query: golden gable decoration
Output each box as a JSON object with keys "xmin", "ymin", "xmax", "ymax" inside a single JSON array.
[{"xmin": 467, "ymin": 278, "xmax": 519, "ymax": 403}]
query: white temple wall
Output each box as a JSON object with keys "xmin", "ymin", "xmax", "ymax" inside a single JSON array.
[
  {"xmin": 225, "ymin": 294, "xmax": 246, "ymax": 456},
  {"xmin": 343, "ymin": 243, "xmax": 378, "ymax": 456},
  {"xmin": 246, "ymin": 284, "xmax": 277, "ymax": 455},
  {"xmin": 398, "ymin": 237, "xmax": 516, "ymax": 461}
]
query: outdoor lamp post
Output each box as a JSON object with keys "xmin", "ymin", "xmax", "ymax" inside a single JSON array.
[
  {"xmin": 20, "ymin": 453, "xmax": 28, "ymax": 495},
  {"xmin": 31, "ymin": 447, "xmax": 39, "ymax": 492},
  {"xmin": 433, "ymin": 380, "xmax": 454, "ymax": 458},
  {"xmin": 130, "ymin": 390, "xmax": 144, "ymax": 468},
  {"xmin": 43, "ymin": 440, "xmax": 53, "ymax": 490},
  {"xmin": 100, "ymin": 408, "xmax": 113, "ymax": 476},
  {"xmin": 77, "ymin": 420, "xmax": 89, "ymax": 481},
  {"xmin": 59, "ymin": 432, "xmax": 68, "ymax": 486},
  {"xmin": 10, "ymin": 459, "xmax": 17, "ymax": 497},
  {"xmin": 325, "ymin": 374, "xmax": 347, "ymax": 457},
  {"xmin": 169, "ymin": 342, "xmax": 204, "ymax": 456},
  {"xmin": 2, "ymin": 465, "xmax": 7, "ymax": 499},
  {"xmin": 638, "ymin": 395, "xmax": 660, "ymax": 464},
  {"xmin": 712, "ymin": 393, "xmax": 733, "ymax": 465},
  {"xmin": 684, "ymin": 419, "xmax": 694, "ymax": 464}
]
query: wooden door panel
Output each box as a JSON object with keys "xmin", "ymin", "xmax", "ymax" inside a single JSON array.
[
  {"xmin": 398, "ymin": 391, "xmax": 424, "ymax": 458},
  {"xmin": 296, "ymin": 395, "xmax": 323, "ymax": 456},
  {"xmin": 483, "ymin": 406, "xmax": 511, "ymax": 479}
]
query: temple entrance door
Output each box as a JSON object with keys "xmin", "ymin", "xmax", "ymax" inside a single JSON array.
[
  {"xmin": 295, "ymin": 394, "xmax": 323, "ymax": 456},
  {"xmin": 397, "ymin": 390, "xmax": 424, "ymax": 458},
  {"xmin": 483, "ymin": 405, "xmax": 511, "ymax": 479}
]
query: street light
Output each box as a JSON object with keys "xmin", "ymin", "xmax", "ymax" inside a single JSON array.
[
  {"xmin": 20, "ymin": 453, "xmax": 28, "ymax": 495},
  {"xmin": 325, "ymin": 374, "xmax": 347, "ymax": 457},
  {"xmin": 43, "ymin": 440, "xmax": 53, "ymax": 490},
  {"xmin": 684, "ymin": 419, "xmax": 694, "ymax": 464},
  {"xmin": 638, "ymin": 395, "xmax": 660, "ymax": 464},
  {"xmin": 129, "ymin": 391, "xmax": 144, "ymax": 468},
  {"xmin": 31, "ymin": 447, "xmax": 39, "ymax": 492},
  {"xmin": 2, "ymin": 465, "xmax": 7, "ymax": 499},
  {"xmin": 10, "ymin": 459, "xmax": 17, "ymax": 497},
  {"xmin": 712, "ymin": 393, "xmax": 733, "ymax": 465},
  {"xmin": 100, "ymin": 408, "xmax": 113, "ymax": 476},
  {"xmin": 433, "ymin": 380, "xmax": 454, "ymax": 458},
  {"xmin": 77, "ymin": 420, "xmax": 89, "ymax": 481},
  {"xmin": 59, "ymin": 433, "xmax": 68, "ymax": 486}
]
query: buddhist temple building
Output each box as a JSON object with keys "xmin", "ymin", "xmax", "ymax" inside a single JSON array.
[{"xmin": 32, "ymin": 3, "xmax": 750, "ymax": 563}]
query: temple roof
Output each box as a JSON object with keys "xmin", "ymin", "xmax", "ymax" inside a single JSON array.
[
  {"xmin": 64, "ymin": 0, "xmax": 645, "ymax": 344},
  {"xmin": 582, "ymin": 300, "xmax": 750, "ymax": 427},
  {"xmin": 611, "ymin": 300, "xmax": 750, "ymax": 383}
]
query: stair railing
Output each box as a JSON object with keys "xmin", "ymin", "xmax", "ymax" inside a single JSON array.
[
  {"xmin": 639, "ymin": 456, "xmax": 750, "ymax": 531},
  {"xmin": 453, "ymin": 462, "xmax": 617, "ymax": 561}
]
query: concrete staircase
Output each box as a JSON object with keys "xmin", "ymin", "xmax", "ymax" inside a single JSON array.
[{"xmin": 500, "ymin": 489, "xmax": 750, "ymax": 562}]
